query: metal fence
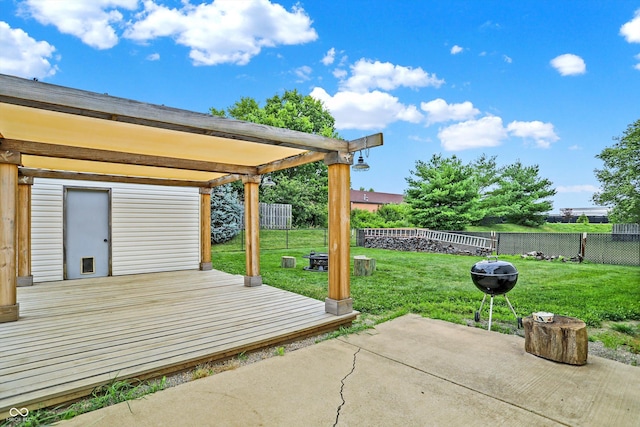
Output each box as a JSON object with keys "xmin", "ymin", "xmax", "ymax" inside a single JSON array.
[
  {"xmin": 454, "ymin": 231, "xmax": 640, "ymax": 266},
  {"xmin": 496, "ymin": 233, "xmax": 581, "ymax": 258},
  {"xmin": 357, "ymin": 229, "xmax": 639, "ymax": 266},
  {"xmin": 214, "ymin": 228, "xmax": 358, "ymax": 252}
]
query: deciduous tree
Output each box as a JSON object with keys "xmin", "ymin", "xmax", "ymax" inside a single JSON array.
[
  {"xmin": 210, "ymin": 89, "xmax": 340, "ymax": 227},
  {"xmin": 593, "ymin": 119, "xmax": 640, "ymax": 223}
]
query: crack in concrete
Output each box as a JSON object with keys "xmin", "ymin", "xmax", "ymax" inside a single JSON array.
[{"xmin": 333, "ymin": 348, "xmax": 360, "ymax": 427}]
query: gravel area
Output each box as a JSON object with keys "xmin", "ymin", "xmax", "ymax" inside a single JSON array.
[{"xmin": 161, "ymin": 333, "xmax": 332, "ymax": 389}]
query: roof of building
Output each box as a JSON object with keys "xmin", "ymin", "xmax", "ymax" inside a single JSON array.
[
  {"xmin": 559, "ymin": 207, "xmax": 610, "ymax": 216},
  {"xmin": 350, "ymin": 190, "xmax": 404, "ymax": 205}
]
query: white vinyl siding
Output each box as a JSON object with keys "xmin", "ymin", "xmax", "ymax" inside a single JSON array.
[
  {"xmin": 31, "ymin": 181, "xmax": 64, "ymax": 282},
  {"xmin": 111, "ymin": 185, "xmax": 200, "ymax": 275},
  {"xmin": 31, "ymin": 179, "xmax": 200, "ymax": 283}
]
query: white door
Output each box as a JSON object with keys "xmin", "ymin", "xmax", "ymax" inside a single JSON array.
[{"xmin": 64, "ymin": 188, "xmax": 110, "ymax": 279}]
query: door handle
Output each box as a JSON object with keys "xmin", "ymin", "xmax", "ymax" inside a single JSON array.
[{"xmin": 104, "ymin": 239, "xmax": 108, "ymax": 243}]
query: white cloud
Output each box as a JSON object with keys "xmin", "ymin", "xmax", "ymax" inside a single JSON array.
[
  {"xmin": 341, "ymin": 58, "xmax": 444, "ymax": 93},
  {"xmin": 556, "ymin": 185, "xmax": 600, "ymax": 193},
  {"xmin": 146, "ymin": 52, "xmax": 160, "ymax": 61},
  {"xmin": 450, "ymin": 45, "xmax": 463, "ymax": 55},
  {"xmin": 0, "ymin": 21, "xmax": 58, "ymax": 79},
  {"xmin": 125, "ymin": 0, "xmax": 317, "ymax": 66},
  {"xmin": 438, "ymin": 116, "xmax": 508, "ymax": 151},
  {"xmin": 620, "ymin": 9, "xmax": 640, "ymax": 43},
  {"xmin": 322, "ymin": 47, "xmax": 335, "ymax": 65},
  {"xmin": 503, "ymin": 54, "xmax": 512, "ymax": 63},
  {"xmin": 21, "ymin": 0, "xmax": 137, "ymax": 49},
  {"xmin": 293, "ymin": 65, "xmax": 312, "ymax": 81},
  {"xmin": 420, "ymin": 98, "xmax": 480, "ymax": 126},
  {"xmin": 634, "ymin": 53, "xmax": 640, "ymax": 71},
  {"xmin": 310, "ymin": 87, "xmax": 423, "ymax": 130},
  {"xmin": 568, "ymin": 144, "xmax": 581, "ymax": 150},
  {"xmin": 332, "ymin": 68, "xmax": 347, "ymax": 79},
  {"xmin": 506, "ymin": 120, "xmax": 559, "ymax": 148},
  {"xmin": 550, "ymin": 53, "xmax": 586, "ymax": 76}
]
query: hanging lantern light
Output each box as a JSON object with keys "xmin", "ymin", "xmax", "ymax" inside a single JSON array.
[{"xmin": 352, "ymin": 151, "xmax": 370, "ymax": 171}]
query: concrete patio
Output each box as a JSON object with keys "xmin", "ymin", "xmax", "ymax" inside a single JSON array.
[{"xmin": 57, "ymin": 314, "xmax": 639, "ymax": 427}]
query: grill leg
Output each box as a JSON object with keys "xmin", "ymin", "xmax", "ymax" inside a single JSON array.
[
  {"xmin": 475, "ymin": 294, "xmax": 487, "ymax": 322},
  {"xmin": 504, "ymin": 295, "xmax": 518, "ymax": 318},
  {"xmin": 504, "ymin": 295, "xmax": 523, "ymax": 328},
  {"xmin": 488, "ymin": 295, "xmax": 494, "ymax": 331},
  {"xmin": 478, "ymin": 294, "xmax": 487, "ymax": 313}
]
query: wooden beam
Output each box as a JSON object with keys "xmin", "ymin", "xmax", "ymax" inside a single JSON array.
[
  {"xmin": 0, "ymin": 138, "xmax": 257, "ymax": 175},
  {"xmin": 348, "ymin": 133, "xmax": 384, "ymax": 153},
  {"xmin": 0, "ymin": 73, "xmax": 350, "ymax": 153},
  {"xmin": 19, "ymin": 168, "xmax": 209, "ymax": 187},
  {"xmin": 0, "ymin": 150, "xmax": 21, "ymax": 165},
  {"xmin": 257, "ymin": 151, "xmax": 326, "ymax": 174},
  {"xmin": 0, "ymin": 162, "xmax": 19, "ymax": 322},
  {"xmin": 208, "ymin": 174, "xmax": 243, "ymax": 187},
  {"xmin": 243, "ymin": 175, "xmax": 261, "ymax": 287}
]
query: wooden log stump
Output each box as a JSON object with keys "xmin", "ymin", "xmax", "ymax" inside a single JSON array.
[
  {"xmin": 523, "ymin": 315, "xmax": 588, "ymax": 365},
  {"xmin": 353, "ymin": 255, "xmax": 376, "ymax": 276},
  {"xmin": 281, "ymin": 256, "xmax": 296, "ymax": 268}
]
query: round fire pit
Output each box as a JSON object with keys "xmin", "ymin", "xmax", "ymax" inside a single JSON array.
[{"xmin": 303, "ymin": 251, "xmax": 328, "ymax": 272}]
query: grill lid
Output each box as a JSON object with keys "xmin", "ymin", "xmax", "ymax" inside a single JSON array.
[
  {"xmin": 471, "ymin": 257, "xmax": 518, "ymax": 276},
  {"xmin": 470, "ymin": 256, "xmax": 519, "ymax": 295}
]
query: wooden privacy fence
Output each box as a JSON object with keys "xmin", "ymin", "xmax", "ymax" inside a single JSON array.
[
  {"xmin": 361, "ymin": 228, "xmax": 494, "ymax": 250},
  {"xmin": 613, "ymin": 224, "xmax": 640, "ymax": 234},
  {"xmin": 241, "ymin": 203, "xmax": 292, "ymax": 229}
]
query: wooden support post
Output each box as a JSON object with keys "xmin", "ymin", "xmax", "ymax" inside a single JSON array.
[
  {"xmin": 324, "ymin": 152, "xmax": 352, "ymax": 315},
  {"xmin": 17, "ymin": 175, "xmax": 33, "ymax": 286},
  {"xmin": 0, "ymin": 151, "xmax": 20, "ymax": 322},
  {"xmin": 281, "ymin": 256, "xmax": 296, "ymax": 268},
  {"xmin": 199, "ymin": 188, "xmax": 213, "ymax": 271},
  {"xmin": 353, "ymin": 255, "xmax": 376, "ymax": 276},
  {"xmin": 243, "ymin": 175, "xmax": 262, "ymax": 287}
]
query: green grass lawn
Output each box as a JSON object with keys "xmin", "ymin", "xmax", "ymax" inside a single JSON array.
[{"xmin": 211, "ymin": 248, "xmax": 640, "ymax": 350}]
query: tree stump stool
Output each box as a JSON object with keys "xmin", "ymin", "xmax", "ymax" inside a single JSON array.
[
  {"xmin": 281, "ymin": 256, "xmax": 296, "ymax": 268},
  {"xmin": 523, "ymin": 315, "xmax": 588, "ymax": 365},
  {"xmin": 353, "ymin": 255, "xmax": 376, "ymax": 276}
]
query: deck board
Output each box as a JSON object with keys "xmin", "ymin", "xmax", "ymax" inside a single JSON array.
[{"xmin": 0, "ymin": 269, "xmax": 356, "ymax": 416}]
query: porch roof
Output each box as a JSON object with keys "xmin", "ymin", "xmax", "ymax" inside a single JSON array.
[{"xmin": 0, "ymin": 73, "xmax": 381, "ymax": 186}]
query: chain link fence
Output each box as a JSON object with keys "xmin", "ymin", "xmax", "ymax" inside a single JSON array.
[
  {"xmin": 212, "ymin": 228, "xmax": 358, "ymax": 252},
  {"xmin": 457, "ymin": 231, "xmax": 639, "ymax": 266}
]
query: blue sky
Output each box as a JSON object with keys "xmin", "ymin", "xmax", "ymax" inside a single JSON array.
[{"xmin": 1, "ymin": 0, "xmax": 639, "ymax": 213}]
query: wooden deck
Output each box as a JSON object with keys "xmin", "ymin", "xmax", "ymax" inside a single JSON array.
[{"xmin": 0, "ymin": 270, "xmax": 356, "ymax": 417}]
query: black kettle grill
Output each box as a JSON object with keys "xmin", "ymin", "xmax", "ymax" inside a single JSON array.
[{"xmin": 471, "ymin": 256, "xmax": 522, "ymax": 331}]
